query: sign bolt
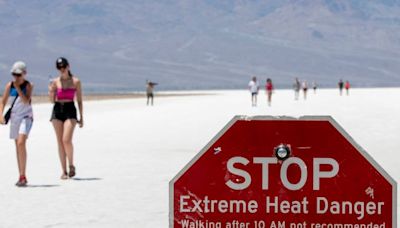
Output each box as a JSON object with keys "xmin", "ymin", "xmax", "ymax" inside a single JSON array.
[{"xmin": 274, "ymin": 144, "xmax": 291, "ymax": 160}]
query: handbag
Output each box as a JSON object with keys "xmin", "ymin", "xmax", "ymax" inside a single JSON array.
[{"xmin": 3, "ymin": 93, "xmax": 19, "ymax": 125}]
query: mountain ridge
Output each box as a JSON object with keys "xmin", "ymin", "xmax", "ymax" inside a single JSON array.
[{"xmin": 0, "ymin": 0, "xmax": 399, "ymax": 92}]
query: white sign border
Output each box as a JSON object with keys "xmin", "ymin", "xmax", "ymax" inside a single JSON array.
[{"xmin": 169, "ymin": 115, "xmax": 397, "ymax": 227}]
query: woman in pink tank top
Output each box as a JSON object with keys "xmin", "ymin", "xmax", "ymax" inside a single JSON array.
[{"xmin": 48, "ymin": 57, "xmax": 84, "ymax": 180}]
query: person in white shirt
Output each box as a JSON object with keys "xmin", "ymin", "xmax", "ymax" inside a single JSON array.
[
  {"xmin": 248, "ymin": 76, "xmax": 259, "ymax": 107},
  {"xmin": 0, "ymin": 61, "xmax": 34, "ymax": 187}
]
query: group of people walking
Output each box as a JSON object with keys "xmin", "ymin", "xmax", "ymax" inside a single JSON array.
[
  {"xmin": 292, "ymin": 78, "xmax": 318, "ymax": 100},
  {"xmin": 248, "ymin": 76, "xmax": 274, "ymax": 107},
  {"xmin": 248, "ymin": 76, "xmax": 350, "ymax": 107},
  {"xmin": 0, "ymin": 57, "xmax": 84, "ymax": 187}
]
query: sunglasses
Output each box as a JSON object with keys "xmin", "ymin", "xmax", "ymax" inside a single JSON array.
[
  {"xmin": 12, "ymin": 73, "xmax": 22, "ymax": 77},
  {"xmin": 57, "ymin": 65, "xmax": 67, "ymax": 70}
]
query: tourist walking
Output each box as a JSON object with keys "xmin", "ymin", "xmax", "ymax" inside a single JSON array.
[
  {"xmin": 312, "ymin": 81, "xmax": 317, "ymax": 94},
  {"xmin": 248, "ymin": 76, "xmax": 259, "ymax": 106},
  {"xmin": 0, "ymin": 61, "xmax": 34, "ymax": 187},
  {"xmin": 146, "ymin": 80, "xmax": 157, "ymax": 106},
  {"xmin": 293, "ymin": 78, "xmax": 300, "ymax": 100},
  {"xmin": 48, "ymin": 57, "xmax": 84, "ymax": 180},
  {"xmin": 302, "ymin": 80, "xmax": 308, "ymax": 100},
  {"xmin": 265, "ymin": 78, "xmax": 273, "ymax": 106},
  {"xmin": 345, "ymin": 81, "xmax": 350, "ymax": 96},
  {"xmin": 338, "ymin": 79, "xmax": 344, "ymax": 96}
]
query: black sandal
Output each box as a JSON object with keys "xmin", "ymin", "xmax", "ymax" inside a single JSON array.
[{"xmin": 68, "ymin": 165, "xmax": 76, "ymax": 178}]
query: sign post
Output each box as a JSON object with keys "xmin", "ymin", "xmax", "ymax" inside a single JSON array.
[{"xmin": 170, "ymin": 116, "xmax": 396, "ymax": 227}]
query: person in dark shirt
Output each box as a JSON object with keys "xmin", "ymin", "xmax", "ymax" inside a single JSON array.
[
  {"xmin": 338, "ymin": 79, "xmax": 344, "ymax": 96},
  {"xmin": 146, "ymin": 80, "xmax": 158, "ymax": 106}
]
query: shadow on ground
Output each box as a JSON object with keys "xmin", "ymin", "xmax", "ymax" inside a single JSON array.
[
  {"xmin": 26, "ymin": 184, "xmax": 60, "ymax": 188},
  {"xmin": 72, "ymin": 177, "xmax": 102, "ymax": 181}
]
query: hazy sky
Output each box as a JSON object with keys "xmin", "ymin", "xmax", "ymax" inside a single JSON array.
[{"xmin": 1, "ymin": 0, "xmax": 400, "ymax": 93}]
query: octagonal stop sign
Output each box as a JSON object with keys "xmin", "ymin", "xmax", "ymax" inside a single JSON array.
[{"xmin": 170, "ymin": 116, "xmax": 397, "ymax": 228}]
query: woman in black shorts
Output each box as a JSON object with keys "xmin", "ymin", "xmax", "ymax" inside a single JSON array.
[{"xmin": 48, "ymin": 57, "xmax": 84, "ymax": 179}]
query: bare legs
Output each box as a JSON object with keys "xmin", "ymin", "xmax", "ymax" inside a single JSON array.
[
  {"xmin": 52, "ymin": 119, "xmax": 77, "ymax": 179},
  {"xmin": 147, "ymin": 94, "xmax": 154, "ymax": 106},
  {"xmin": 251, "ymin": 94, "xmax": 257, "ymax": 106},
  {"xmin": 294, "ymin": 90, "xmax": 299, "ymax": 100},
  {"xmin": 267, "ymin": 92, "xmax": 272, "ymax": 106},
  {"xmin": 15, "ymin": 134, "xmax": 28, "ymax": 177}
]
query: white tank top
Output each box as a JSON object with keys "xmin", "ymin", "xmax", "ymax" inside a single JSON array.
[{"xmin": 9, "ymin": 81, "xmax": 33, "ymax": 121}]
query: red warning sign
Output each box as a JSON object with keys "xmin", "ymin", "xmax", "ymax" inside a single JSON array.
[{"xmin": 170, "ymin": 116, "xmax": 396, "ymax": 228}]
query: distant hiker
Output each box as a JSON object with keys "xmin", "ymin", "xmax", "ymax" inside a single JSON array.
[
  {"xmin": 293, "ymin": 78, "xmax": 300, "ymax": 100},
  {"xmin": 146, "ymin": 80, "xmax": 158, "ymax": 106},
  {"xmin": 312, "ymin": 81, "xmax": 317, "ymax": 94},
  {"xmin": 302, "ymin": 80, "xmax": 308, "ymax": 100},
  {"xmin": 338, "ymin": 79, "xmax": 344, "ymax": 96},
  {"xmin": 265, "ymin": 78, "xmax": 274, "ymax": 106},
  {"xmin": 48, "ymin": 57, "xmax": 84, "ymax": 180},
  {"xmin": 248, "ymin": 76, "xmax": 259, "ymax": 107},
  {"xmin": 0, "ymin": 61, "xmax": 34, "ymax": 187},
  {"xmin": 345, "ymin": 80, "xmax": 350, "ymax": 96}
]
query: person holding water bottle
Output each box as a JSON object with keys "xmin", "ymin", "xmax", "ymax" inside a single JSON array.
[{"xmin": 48, "ymin": 57, "xmax": 84, "ymax": 180}]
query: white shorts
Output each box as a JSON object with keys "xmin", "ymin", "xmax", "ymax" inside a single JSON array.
[{"xmin": 10, "ymin": 117, "xmax": 33, "ymax": 139}]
